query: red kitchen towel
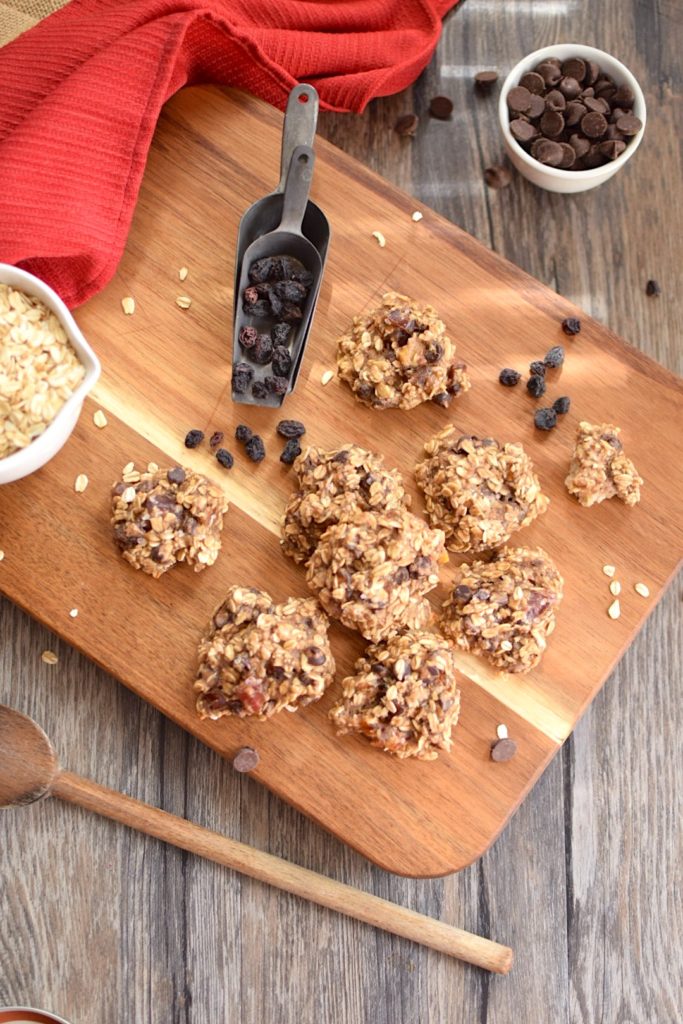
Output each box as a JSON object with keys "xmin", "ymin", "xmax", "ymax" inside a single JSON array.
[{"xmin": 0, "ymin": 0, "xmax": 458, "ymax": 307}]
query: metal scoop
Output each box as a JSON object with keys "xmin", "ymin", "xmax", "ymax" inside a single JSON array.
[{"xmin": 233, "ymin": 144, "xmax": 323, "ymax": 407}]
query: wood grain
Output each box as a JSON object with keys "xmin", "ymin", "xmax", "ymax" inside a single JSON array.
[
  {"xmin": 1, "ymin": 0, "xmax": 682, "ymax": 1020},
  {"xmin": 1, "ymin": 84, "xmax": 680, "ymax": 877}
]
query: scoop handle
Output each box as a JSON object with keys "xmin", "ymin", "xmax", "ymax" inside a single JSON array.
[
  {"xmin": 278, "ymin": 145, "xmax": 316, "ymax": 234},
  {"xmin": 277, "ymin": 84, "xmax": 319, "ymax": 194}
]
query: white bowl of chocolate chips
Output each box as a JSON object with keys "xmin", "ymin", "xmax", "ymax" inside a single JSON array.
[{"xmin": 499, "ymin": 44, "xmax": 646, "ymax": 193}]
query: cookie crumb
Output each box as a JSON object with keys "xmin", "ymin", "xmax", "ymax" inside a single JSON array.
[
  {"xmin": 634, "ymin": 582, "xmax": 650, "ymax": 598},
  {"xmin": 371, "ymin": 230, "xmax": 386, "ymax": 248},
  {"xmin": 41, "ymin": 650, "xmax": 58, "ymax": 665},
  {"xmin": 121, "ymin": 296, "xmax": 135, "ymax": 315},
  {"xmin": 93, "ymin": 409, "xmax": 108, "ymax": 429}
]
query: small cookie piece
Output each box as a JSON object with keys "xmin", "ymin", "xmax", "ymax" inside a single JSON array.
[
  {"xmin": 111, "ymin": 466, "xmax": 228, "ymax": 578},
  {"xmin": 336, "ymin": 291, "xmax": 470, "ymax": 410},
  {"xmin": 440, "ymin": 546, "xmax": 563, "ymax": 673},
  {"xmin": 415, "ymin": 428, "xmax": 549, "ymax": 553},
  {"xmin": 281, "ymin": 444, "xmax": 409, "ymax": 565},
  {"xmin": 329, "ymin": 631, "xmax": 461, "ymax": 760},
  {"xmin": 306, "ymin": 509, "xmax": 447, "ymax": 643},
  {"xmin": 565, "ymin": 421, "xmax": 642, "ymax": 507},
  {"xmin": 194, "ymin": 586, "xmax": 334, "ymax": 720}
]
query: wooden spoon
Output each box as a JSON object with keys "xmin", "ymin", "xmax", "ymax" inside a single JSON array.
[{"xmin": 0, "ymin": 704, "xmax": 513, "ymax": 974}]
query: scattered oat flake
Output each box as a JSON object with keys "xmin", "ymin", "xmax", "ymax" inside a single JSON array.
[
  {"xmin": 147, "ymin": 462, "xmax": 159, "ymax": 473},
  {"xmin": 602, "ymin": 564, "xmax": 616, "ymax": 577},
  {"xmin": 122, "ymin": 486, "xmax": 136, "ymax": 503},
  {"xmin": 176, "ymin": 295, "xmax": 192, "ymax": 309},
  {"xmin": 496, "ymin": 723, "xmax": 508, "ymax": 740},
  {"xmin": 122, "ymin": 461, "xmax": 135, "ymax": 475},
  {"xmin": 69, "ymin": 608, "xmax": 79, "ymax": 618},
  {"xmin": 634, "ymin": 582, "xmax": 650, "ymax": 598},
  {"xmin": 93, "ymin": 409, "xmax": 108, "ymax": 429},
  {"xmin": 74, "ymin": 473, "xmax": 89, "ymax": 493},
  {"xmin": 121, "ymin": 296, "xmax": 135, "ymax": 315},
  {"xmin": 41, "ymin": 650, "xmax": 58, "ymax": 665},
  {"xmin": 178, "ymin": 267, "xmax": 189, "ymax": 281},
  {"xmin": 411, "ymin": 211, "xmax": 423, "ymax": 222},
  {"xmin": 0, "ymin": 550, "xmax": 4, "ymax": 562},
  {"xmin": 608, "ymin": 599, "xmax": 621, "ymax": 620},
  {"xmin": 321, "ymin": 369, "xmax": 335, "ymax": 386},
  {"xmin": 609, "ymin": 580, "xmax": 621, "ymax": 596},
  {"xmin": 371, "ymin": 230, "xmax": 386, "ymax": 248}
]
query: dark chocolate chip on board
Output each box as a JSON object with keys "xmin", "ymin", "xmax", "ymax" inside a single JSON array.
[
  {"xmin": 646, "ymin": 279, "xmax": 661, "ymax": 297},
  {"xmin": 474, "ymin": 70, "xmax": 499, "ymax": 92},
  {"xmin": 484, "ymin": 165, "xmax": 513, "ymax": 188},
  {"xmin": 429, "ymin": 95, "xmax": 454, "ymax": 119},
  {"xmin": 394, "ymin": 113, "xmax": 419, "ymax": 137},
  {"xmin": 491, "ymin": 737, "xmax": 518, "ymax": 762}
]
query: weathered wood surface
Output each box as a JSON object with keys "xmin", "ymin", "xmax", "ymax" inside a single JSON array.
[{"xmin": 1, "ymin": 0, "xmax": 682, "ymax": 1021}]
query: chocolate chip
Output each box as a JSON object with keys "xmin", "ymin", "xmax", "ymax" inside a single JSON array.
[
  {"xmin": 453, "ymin": 584, "xmax": 473, "ymax": 603},
  {"xmin": 491, "ymin": 737, "xmax": 517, "ymax": 762},
  {"xmin": 561, "ymin": 57, "xmax": 586, "ymax": 82},
  {"xmin": 581, "ymin": 111, "xmax": 608, "ymax": 138},
  {"xmin": 535, "ymin": 61, "xmax": 562, "ymax": 86},
  {"xmin": 559, "ymin": 76, "xmax": 581, "ymax": 100},
  {"xmin": 394, "ymin": 113, "xmax": 419, "ymax": 137},
  {"xmin": 539, "ymin": 111, "xmax": 565, "ymax": 139},
  {"xmin": 510, "ymin": 119, "xmax": 538, "ymax": 144},
  {"xmin": 305, "ymin": 645, "xmax": 326, "ymax": 666},
  {"xmin": 615, "ymin": 113, "xmax": 642, "ymax": 136},
  {"xmin": 527, "ymin": 94, "xmax": 546, "ymax": 120},
  {"xmin": 167, "ymin": 467, "xmax": 186, "ymax": 485},
  {"xmin": 604, "ymin": 124, "xmax": 626, "ymax": 141},
  {"xmin": 534, "ymin": 138, "xmax": 564, "ymax": 166},
  {"xmin": 612, "ymin": 84, "xmax": 635, "ymax": 108},
  {"xmin": 598, "ymin": 139, "xmax": 626, "ymax": 160},
  {"xmin": 584, "ymin": 95, "xmax": 610, "ymax": 115},
  {"xmin": 507, "ymin": 86, "xmax": 532, "ymax": 114},
  {"xmin": 484, "ymin": 164, "xmax": 513, "ymax": 188},
  {"xmin": 569, "ymin": 133, "xmax": 590, "ymax": 158},
  {"xmin": 594, "ymin": 79, "xmax": 617, "ymax": 100},
  {"xmin": 545, "ymin": 89, "xmax": 566, "ymax": 112},
  {"xmin": 233, "ymin": 747, "xmax": 260, "ymax": 772},
  {"xmin": 583, "ymin": 144, "xmax": 607, "ymax": 169},
  {"xmin": 646, "ymin": 279, "xmax": 661, "ymax": 297},
  {"xmin": 565, "ymin": 101, "xmax": 587, "ymax": 127},
  {"xmin": 474, "ymin": 70, "xmax": 499, "ymax": 92},
  {"xmin": 584, "ymin": 60, "xmax": 600, "ymax": 85},
  {"xmin": 557, "ymin": 143, "xmax": 577, "ymax": 168},
  {"xmin": 519, "ymin": 71, "xmax": 545, "ymax": 95},
  {"xmin": 429, "ymin": 95, "xmax": 453, "ymax": 119}
]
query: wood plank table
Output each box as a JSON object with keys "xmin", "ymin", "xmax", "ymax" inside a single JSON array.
[{"xmin": 1, "ymin": 1, "xmax": 681, "ymax": 1021}]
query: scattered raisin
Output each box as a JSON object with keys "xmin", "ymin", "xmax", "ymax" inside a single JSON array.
[
  {"xmin": 184, "ymin": 429, "xmax": 204, "ymax": 448},
  {"xmin": 271, "ymin": 346, "xmax": 292, "ymax": 378},
  {"xmin": 646, "ymin": 279, "xmax": 661, "ymax": 297},
  {"xmin": 280, "ymin": 438, "xmax": 302, "ymax": 465},
  {"xmin": 529, "ymin": 360, "xmax": 546, "ymax": 377},
  {"xmin": 562, "ymin": 316, "xmax": 581, "ymax": 336},
  {"xmin": 526, "ymin": 374, "xmax": 546, "ymax": 398},
  {"xmin": 245, "ymin": 435, "xmax": 266, "ymax": 462},
  {"xmin": 252, "ymin": 334, "xmax": 273, "ymax": 365},
  {"xmin": 265, "ymin": 375, "xmax": 288, "ymax": 396},
  {"xmin": 534, "ymin": 407, "xmax": 557, "ymax": 430},
  {"xmin": 277, "ymin": 420, "xmax": 306, "ymax": 439},
  {"xmin": 215, "ymin": 448, "xmax": 234, "ymax": 469},
  {"xmin": 239, "ymin": 325, "xmax": 258, "ymax": 349},
  {"xmin": 251, "ymin": 381, "xmax": 267, "ymax": 400},
  {"xmin": 553, "ymin": 396, "xmax": 571, "ymax": 414},
  {"xmin": 235, "ymin": 424, "xmax": 253, "ymax": 443},
  {"xmin": 499, "ymin": 368, "xmax": 521, "ymax": 387},
  {"xmin": 544, "ymin": 345, "xmax": 565, "ymax": 368},
  {"xmin": 271, "ymin": 322, "xmax": 292, "ymax": 346},
  {"xmin": 209, "ymin": 431, "xmax": 224, "ymax": 449},
  {"xmin": 232, "ymin": 363, "xmax": 254, "ymax": 394}
]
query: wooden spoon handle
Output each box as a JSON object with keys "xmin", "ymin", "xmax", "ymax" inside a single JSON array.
[{"xmin": 53, "ymin": 770, "xmax": 512, "ymax": 974}]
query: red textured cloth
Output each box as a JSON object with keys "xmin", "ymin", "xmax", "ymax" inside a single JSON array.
[{"xmin": 0, "ymin": 0, "xmax": 458, "ymax": 307}]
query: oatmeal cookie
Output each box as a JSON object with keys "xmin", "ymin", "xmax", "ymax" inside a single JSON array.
[
  {"xmin": 194, "ymin": 586, "xmax": 334, "ymax": 720},
  {"xmin": 281, "ymin": 443, "xmax": 409, "ymax": 564},
  {"xmin": 306, "ymin": 508, "xmax": 447, "ymax": 642},
  {"xmin": 329, "ymin": 631, "xmax": 461, "ymax": 760},
  {"xmin": 415, "ymin": 428, "xmax": 549, "ymax": 553},
  {"xmin": 440, "ymin": 546, "xmax": 563, "ymax": 673},
  {"xmin": 336, "ymin": 291, "xmax": 470, "ymax": 410},
  {"xmin": 565, "ymin": 421, "xmax": 642, "ymax": 507},
  {"xmin": 111, "ymin": 465, "xmax": 228, "ymax": 578}
]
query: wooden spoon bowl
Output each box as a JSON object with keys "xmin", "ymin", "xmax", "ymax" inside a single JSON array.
[{"xmin": 0, "ymin": 705, "xmax": 59, "ymax": 807}]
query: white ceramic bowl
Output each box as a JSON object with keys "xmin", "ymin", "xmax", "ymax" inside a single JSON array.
[
  {"xmin": 499, "ymin": 44, "xmax": 646, "ymax": 193},
  {"xmin": 0, "ymin": 264, "xmax": 100, "ymax": 484}
]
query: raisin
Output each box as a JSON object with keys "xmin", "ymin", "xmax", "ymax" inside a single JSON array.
[
  {"xmin": 272, "ymin": 279, "xmax": 308, "ymax": 303},
  {"xmin": 239, "ymin": 325, "xmax": 258, "ymax": 350},
  {"xmin": 265, "ymin": 375, "xmax": 288, "ymax": 396},
  {"xmin": 432, "ymin": 391, "xmax": 451, "ymax": 407},
  {"xmin": 282, "ymin": 303, "xmax": 303, "ymax": 324},
  {"xmin": 553, "ymin": 396, "xmax": 571, "ymax": 414},
  {"xmin": 534, "ymin": 407, "xmax": 558, "ymax": 430},
  {"xmin": 251, "ymin": 381, "xmax": 267, "ymax": 400},
  {"xmin": 425, "ymin": 342, "xmax": 443, "ymax": 363},
  {"xmin": 529, "ymin": 360, "xmax": 546, "ymax": 377},
  {"xmin": 248, "ymin": 256, "xmax": 280, "ymax": 283},
  {"xmin": 267, "ymin": 289, "xmax": 283, "ymax": 318},
  {"xmin": 304, "ymin": 646, "xmax": 326, "ymax": 666},
  {"xmin": 209, "ymin": 431, "xmax": 224, "ymax": 449},
  {"xmin": 235, "ymin": 424, "xmax": 253, "ymax": 443},
  {"xmin": 544, "ymin": 345, "xmax": 565, "ymax": 368},
  {"xmin": 562, "ymin": 316, "xmax": 581, "ymax": 336},
  {"xmin": 280, "ymin": 438, "xmax": 301, "ymax": 465},
  {"xmin": 243, "ymin": 285, "xmax": 259, "ymax": 306},
  {"xmin": 645, "ymin": 279, "xmax": 661, "ymax": 297},
  {"xmin": 271, "ymin": 346, "xmax": 292, "ymax": 378},
  {"xmin": 245, "ymin": 435, "xmax": 266, "ymax": 462},
  {"xmin": 184, "ymin": 429, "xmax": 204, "ymax": 448},
  {"xmin": 243, "ymin": 297, "xmax": 271, "ymax": 318},
  {"xmin": 167, "ymin": 467, "xmax": 186, "ymax": 485},
  {"xmin": 271, "ymin": 322, "xmax": 292, "ymax": 346},
  {"xmin": 215, "ymin": 448, "xmax": 234, "ymax": 469},
  {"xmin": 277, "ymin": 420, "xmax": 306, "ymax": 439},
  {"xmin": 252, "ymin": 334, "xmax": 273, "ymax": 365},
  {"xmin": 232, "ymin": 363, "xmax": 253, "ymax": 394},
  {"xmin": 499, "ymin": 368, "xmax": 521, "ymax": 386},
  {"xmin": 526, "ymin": 374, "xmax": 546, "ymax": 398}
]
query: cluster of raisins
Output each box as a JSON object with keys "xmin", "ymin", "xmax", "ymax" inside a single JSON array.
[{"xmin": 184, "ymin": 428, "xmax": 234, "ymax": 470}]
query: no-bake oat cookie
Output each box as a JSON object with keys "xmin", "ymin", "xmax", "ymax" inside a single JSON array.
[
  {"xmin": 281, "ymin": 443, "xmax": 409, "ymax": 564},
  {"xmin": 565, "ymin": 421, "xmax": 642, "ymax": 507},
  {"xmin": 306, "ymin": 508, "xmax": 447, "ymax": 642},
  {"xmin": 194, "ymin": 586, "xmax": 334, "ymax": 720},
  {"xmin": 111, "ymin": 465, "xmax": 228, "ymax": 578},
  {"xmin": 440, "ymin": 546, "xmax": 563, "ymax": 673},
  {"xmin": 329, "ymin": 631, "xmax": 461, "ymax": 760},
  {"xmin": 336, "ymin": 291, "xmax": 470, "ymax": 410},
  {"xmin": 415, "ymin": 428, "xmax": 549, "ymax": 553}
]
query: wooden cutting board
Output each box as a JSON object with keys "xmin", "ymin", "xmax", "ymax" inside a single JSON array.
[{"xmin": 1, "ymin": 86, "xmax": 681, "ymax": 877}]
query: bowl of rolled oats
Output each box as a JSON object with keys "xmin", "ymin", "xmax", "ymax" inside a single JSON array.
[{"xmin": 0, "ymin": 264, "xmax": 100, "ymax": 484}]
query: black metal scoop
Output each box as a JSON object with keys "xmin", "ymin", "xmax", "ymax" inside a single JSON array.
[{"xmin": 233, "ymin": 144, "xmax": 323, "ymax": 407}]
